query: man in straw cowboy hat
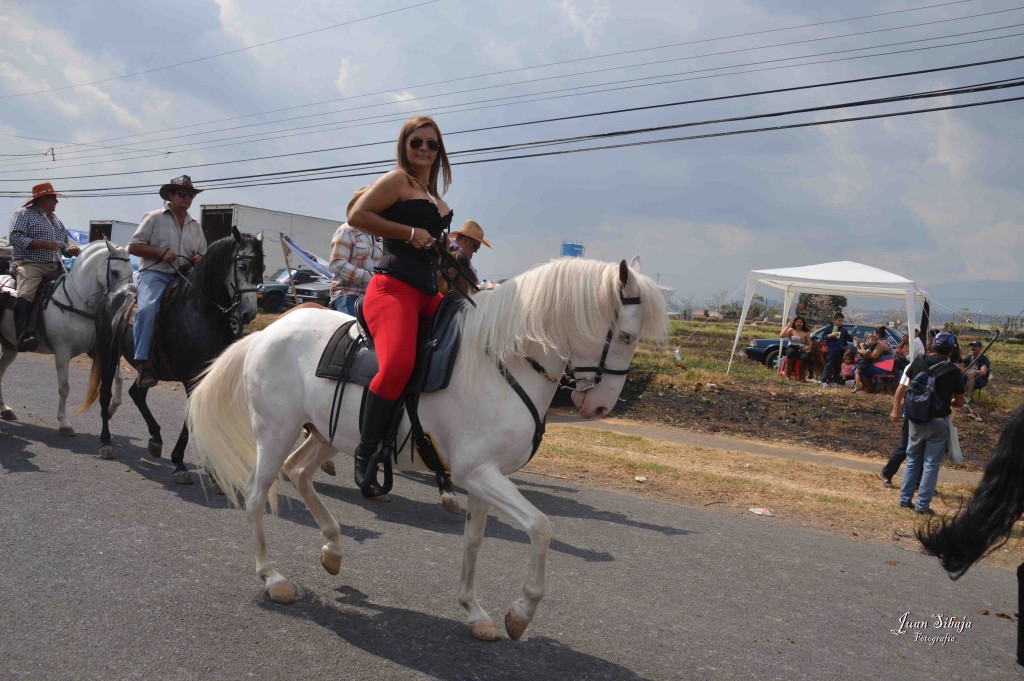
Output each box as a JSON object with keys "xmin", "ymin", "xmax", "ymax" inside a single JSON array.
[
  {"xmin": 7, "ymin": 182, "xmax": 80, "ymax": 351},
  {"xmin": 127, "ymin": 175, "xmax": 207, "ymax": 388},
  {"xmin": 448, "ymin": 219, "xmax": 492, "ymax": 279}
]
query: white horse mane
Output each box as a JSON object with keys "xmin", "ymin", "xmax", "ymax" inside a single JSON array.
[{"xmin": 459, "ymin": 258, "xmax": 667, "ymax": 383}]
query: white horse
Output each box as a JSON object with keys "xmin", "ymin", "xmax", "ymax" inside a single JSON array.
[
  {"xmin": 187, "ymin": 257, "xmax": 666, "ymax": 641},
  {"xmin": 0, "ymin": 240, "xmax": 133, "ymax": 435}
]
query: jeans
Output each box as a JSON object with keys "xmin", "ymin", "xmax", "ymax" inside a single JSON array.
[
  {"xmin": 331, "ymin": 294, "xmax": 358, "ymax": 316},
  {"xmin": 881, "ymin": 418, "xmax": 923, "ymax": 489},
  {"xmin": 822, "ymin": 348, "xmax": 844, "ymax": 384},
  {"xmin": 899, "ymin": 417, "xmax": 950, "ymax": 512},
  {"xmin": 133, "ymin": 271, "xmax": 175, "ymax": 361}
]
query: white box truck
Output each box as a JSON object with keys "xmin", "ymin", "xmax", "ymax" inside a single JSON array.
[
  {"xmin": 198, "ymin": 204, "xmax": 340, "ymax": 278},
  {"xmin": 88, "ymin": 219, "xmax": 138, "ymax": 247}
]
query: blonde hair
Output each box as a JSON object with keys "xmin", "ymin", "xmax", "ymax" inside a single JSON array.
[{"xmin": 395, "ymin": 116, "xmax": 452, "ymax": 197}]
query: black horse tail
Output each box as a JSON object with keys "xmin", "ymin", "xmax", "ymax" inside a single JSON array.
[
  {"xmin": 79, "ymin": 284, "xmax": 135, "ymax": 414},
  {"xmin": 917, "ymin": 404, "xmax": 1024, "ymax": 578}
]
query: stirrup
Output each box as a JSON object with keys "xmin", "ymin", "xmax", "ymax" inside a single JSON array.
[
  {"xmin": 354, "ymin": 444, "xmax": 393, "ymax": 499},
  {"xmin": 17, "ymin": 334, "xmax": 39, "ymax": 353}
]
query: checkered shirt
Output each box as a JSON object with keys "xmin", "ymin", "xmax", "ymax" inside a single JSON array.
[
  {"xmin": 328, "ymin": 223, "xmax": 382, "ymax": 300},
  {"xmin": 8, "ymin": 205, "xmax": 69, "ymax": 262}
]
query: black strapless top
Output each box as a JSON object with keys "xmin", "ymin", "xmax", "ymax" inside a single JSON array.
[{"xmin": 374, "ymin": 199, "xmax": 453, "ymax": 294}]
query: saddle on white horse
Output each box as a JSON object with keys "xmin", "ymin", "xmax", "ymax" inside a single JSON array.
[{"xmin": 315, "ymin": 292, "xmax": 467, "ymax": 476}]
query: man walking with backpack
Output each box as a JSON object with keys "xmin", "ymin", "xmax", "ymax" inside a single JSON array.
[{"xmin": 889, "ymin": 331, "xmax": 964, "ymax": 514}]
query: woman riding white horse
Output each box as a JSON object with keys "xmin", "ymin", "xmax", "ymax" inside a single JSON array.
[
  {"xmin": 0, "ymin": 239, "xmax": 133, "ymax": 435},
  {"xmin": 187, "ymin": 255, "xmax": 666, "ymax": 641}
]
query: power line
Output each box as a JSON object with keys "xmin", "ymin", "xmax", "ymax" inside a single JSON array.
[
  {"xmin": 3, "ymin": 54, "xmax": 1020, "ymax": 183},
  {"xmin": 31, "ymin": 0, "xmax": 987, "ymax": 151},
  {"xmin": 4, "ymin": 25, "xmax": 1023, "ymax": 175},
  {"xmin": 27, "ymin": 6, "xmax": 1024, "ymax": 162},
  {"xmin": 5, "ymin": 78, "xmax": 1018, "ymax": 197},
  {"xmin": 0, "ymin": 1, "xmax": 439, "ymax": 100}
]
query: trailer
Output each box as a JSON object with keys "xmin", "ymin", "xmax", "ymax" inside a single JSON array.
[
  {"xmin": 88, "ymin": 219, "xmax": 138, "ymax": 247},
  {"xmin": 199, "ymin": 204, "xmax": 340, "ymax": 278}
]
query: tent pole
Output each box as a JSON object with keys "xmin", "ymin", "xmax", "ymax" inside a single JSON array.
[{"xmin": 727, "ymin": 277, "xmax": 758, "ymax": 374}]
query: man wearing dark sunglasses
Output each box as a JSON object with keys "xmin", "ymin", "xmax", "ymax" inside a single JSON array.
[{"xmin": 127, "ymin": 175, "xmax": 208, "ymax": 388}]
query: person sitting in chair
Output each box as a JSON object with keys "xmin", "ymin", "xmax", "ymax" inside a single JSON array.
[
  {"xmin": 7, "ymin": 182, "xmax": 80, "ymax": 351},
  {"xmin": 960, "ymin": 339, "xmax": 991, "ymax": 403},
  {"xmin": 853, "ymin": 326, "xmax": 894, "ymax": 393},
  {"xmin": 127, "ymin": 175, "xmax": 207, "ymax": 389},
  {"xmin": 779, "ymin": 316, "xmax": 811, "ymax": 379}
]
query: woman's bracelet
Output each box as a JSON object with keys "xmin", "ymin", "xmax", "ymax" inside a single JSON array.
[{"xmin": 406, "ymin": 227, "xmax": 415, "ymax": 243}]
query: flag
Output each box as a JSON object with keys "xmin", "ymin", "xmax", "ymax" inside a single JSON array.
[
  {"xmin": 66, "ymin": 228, "xmax": 89, "ymax": 245},
  {"xmin": 280, "ymin": 233, "xmax": 332, "ymax": 279}
]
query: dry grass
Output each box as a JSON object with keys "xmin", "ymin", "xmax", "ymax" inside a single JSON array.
[{"xmin": 525, "ymin": 424, "xmax": 1024, "ymax": 571}]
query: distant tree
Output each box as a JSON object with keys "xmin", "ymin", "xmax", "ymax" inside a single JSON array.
[
  {"xmin": 879, "ymin": 306, "xmax": 903, "ymax": 328},
  {"xmin": 801, "ymin": 294, "xmax": 843, "ymax": 322},
  {"xmin": 679, "ymin": 295, "xmax": 700, "ymax": 321},
  {"xmin": 843, "ymin": 306, "xmax": 868, "ymax": 323},
  {"xmin": 706, "ymin": 290, "xmax": 729, "ymax": 315},
  {"xmin": 721, "ymin": 299, "xmax": 743, "ymax": 319}
]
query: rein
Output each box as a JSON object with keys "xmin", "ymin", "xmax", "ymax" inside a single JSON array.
[{"xmin": 51, "ymin": 251, "xmax": 132, "ymax": 321}]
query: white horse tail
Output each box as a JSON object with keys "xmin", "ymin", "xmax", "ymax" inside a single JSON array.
[{"xmin": 187, "ymin": 333, "xmax": 278, "ymax": 512}]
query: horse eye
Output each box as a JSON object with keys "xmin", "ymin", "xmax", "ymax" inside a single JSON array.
[{"xmin": 238, "ymin": 262, "xmax": 249, "ymax": 272}]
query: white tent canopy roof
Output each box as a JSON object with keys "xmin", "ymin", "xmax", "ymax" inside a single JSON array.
[
  {"xmin": 749, "ymin": 261, "xmax": 928, "ymax": 299},
  {"xmin": 727, "ymin": 260, "xmax": 930, "ymax": 373}
]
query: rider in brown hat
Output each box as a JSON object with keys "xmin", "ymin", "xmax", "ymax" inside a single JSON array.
[
  {"xmin": 127, "ymin": 175, "xmax": 207, "ymax": 387},
  {"xmin": 7, "ymin": 182, "xmax": 81, "ymax": 351},
  {"xmin": 450, "ymin": 219, "xmax": 492, "ymax": 259}
]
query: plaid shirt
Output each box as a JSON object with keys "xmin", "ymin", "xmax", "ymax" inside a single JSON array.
[
  {"xmin": 8, "ymin": 205, "xmax": 69, "ymax": 262},
  {"xmin": 329, "ymin": 223, "xmax": 382, "ymax": 300}
]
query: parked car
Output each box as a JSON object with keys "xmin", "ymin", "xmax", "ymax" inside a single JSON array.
[
  {"xmin": 293, "ymin": 279, "xmax": 333, "ymax": 307},
  {"xmin": 258, "ymin": 268, "xmax": 326, "ymax": 313},
  {"xmin": 744, "ymin": 323, "xmax": 904, "ymax": 369}
]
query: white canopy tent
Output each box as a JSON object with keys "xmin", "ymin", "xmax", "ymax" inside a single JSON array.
[{"xmin": 726, "ymin": 261, "xmax": 929, "ymax": 373}]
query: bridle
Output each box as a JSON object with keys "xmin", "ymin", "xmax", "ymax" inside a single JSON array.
[
  {"xmin": 50, "ymin": 248, "xmax": 132, "ymax": 320},
  {"xmin": 560, "ymin": 293, "xmax": 642, "ymax": 393},
  {"xmin": 210, "ymin": 252, "xmax": 260, "ymax": 316},
  {"xmin": 492, "ymin": 289, "xmax": 643, "ymax": 461}
]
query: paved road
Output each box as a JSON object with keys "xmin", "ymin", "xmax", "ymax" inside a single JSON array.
[{"xmin": 0, "ymin": 352, "xmax": 1019, "ymax": 680}]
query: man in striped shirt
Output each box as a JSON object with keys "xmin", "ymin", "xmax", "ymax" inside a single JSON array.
[
  {"xmin": 328, "ymin": 186, "xmax": 381, "ymax": 316},
  {"xmin": 8, "ymin": 182, "xmax": 80, "ymax": 351}
]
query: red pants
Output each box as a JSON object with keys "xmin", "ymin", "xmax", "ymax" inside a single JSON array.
[{"xmin": 363, "ymin": 274, "xmax": 442, "ymax": 399}]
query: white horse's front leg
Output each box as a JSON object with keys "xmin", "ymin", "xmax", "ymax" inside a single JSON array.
[
  {"xmin": 109, "ymin": 363, "xmax": 123, "ymax": 417},
  {"xmin": 0, "ymin": 345, "xmax": 18, "ymax": 420},
  {"xmin": 54, "ymin": 353, "xmax": 75, "ymax": 436},
  {"xmin": 463, "ymin": 467, "xmax": 552, "ymax": 641},
  {"xmin": 458, "ymin": 493, "xmax": 497, "ymax": 641}
]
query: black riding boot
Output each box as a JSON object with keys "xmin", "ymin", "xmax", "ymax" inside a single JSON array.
[
  {"xmin": 353, "ymin": 390, "xmax": 400, "ymax": 489},
  {"xmin": 14, "ymin": 298, "xmax": 38, "ymax": 352}
]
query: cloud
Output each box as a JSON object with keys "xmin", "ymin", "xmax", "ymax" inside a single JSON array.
[
  {"xmin": 557, "ymin": 0, "xmax": 610, "ymax": 48},
  {"xmin": 334, "ymin": 56, "xmax": 362, "ymax": 95}
]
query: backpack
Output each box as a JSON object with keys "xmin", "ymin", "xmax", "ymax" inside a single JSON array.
[{"xmin": 903, "ymin": 360, "xmax": 959, "ymax": 423}]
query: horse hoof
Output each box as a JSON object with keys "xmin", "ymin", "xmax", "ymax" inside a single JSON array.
[
  {"xmin": 320, "ymin": 460, "xmax": 336, "ymax": 476},
  {"xmin": 99, "ymin": 445, "xmax": 115, "ymax": 460},
  {"xmin": 320, "ymin": 546, "xmax": 342, "ymax": 575},
  {"xmin": 265, "ymin": 579, "xmax": 296, "ymax": 604},
  {"xmin": 504, "ymin": 610, "xmax": 528, "ymax": 641},
  {"xmin": 441, "ymin": 492, "xmax": 462, "ymax": 515},
  {"xmin": 173, "ymin": 470, "xmax": 194, "ymax": 485},
  {"xmin": 471, "ymin": 620, "xmax": 499, "ymax": 642},
  {"xmin": 58, "ymin": 426, "xmax": 75, "ymax": 437},
  {"xmin": 1, "ymin": 409, "xmax": 17, "ymax": 421},
  {"xmin": 147, "ymin": 439, "xmax": 162, "ymax": 458}
]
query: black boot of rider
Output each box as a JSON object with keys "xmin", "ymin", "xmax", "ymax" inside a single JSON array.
[
  {"xmin": 353, "ymin": 390, "xmax": 400, "ymax": 489},
  {"xmin": 13, "ymin": 298, "xmax": 39, "ymax": 352}
]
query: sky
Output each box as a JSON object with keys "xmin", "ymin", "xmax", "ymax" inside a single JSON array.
[{"xmin": 0, "ymin": 0, "xmax": 1022, "ymax": 316}]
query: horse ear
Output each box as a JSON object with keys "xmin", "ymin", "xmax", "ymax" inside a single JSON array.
[
  {"xmin": 105, "ymin": 240, "xmax": 116, "ymax": 255},
  {"xmin": 629, "ymin": 255, "xmax": 642, "ymax": 273},
  {"xmin": 619, "ymin": 259, "xmax": 630, "ymax": 286},
  {"xmin": 232, "ymin": 226, "xmax": 244, "ymax": 245},
  {"xmin": 255, "ymin": 231, "xmax": 264, "ymax": 243}
]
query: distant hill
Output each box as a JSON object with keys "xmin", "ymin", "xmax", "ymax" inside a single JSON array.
[{"xmin": 919, "ymin": 280, "xmax": 1024, "ymax": 319}]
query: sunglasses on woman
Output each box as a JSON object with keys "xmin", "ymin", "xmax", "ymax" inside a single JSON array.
[{"xmin": 409, "ymin": 137, "xmax": 440, "ymax": 152}]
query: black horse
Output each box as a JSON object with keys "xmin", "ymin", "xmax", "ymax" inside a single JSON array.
[{"xmin": 81, "ymin": 228, "xmax": 264, "ymax": 483}]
